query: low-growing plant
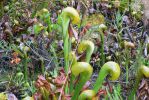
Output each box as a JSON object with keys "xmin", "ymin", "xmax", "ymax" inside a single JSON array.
[
  {"xmin": 98, "ymin": 24, "xmax": 107, "ymax": 65},
  {"xmin": 128, "ymin": 65, "xmax": 149, "ymax": 99},
  {"xmin": 78, "ymin": 61, "xmax": 121, "ymax": 99},
  {"xmin": 60, "ymin": 7, "xmax": 80, "ymax": 73},
  {"xmin": 78, "ymin": 40, "xmax": 95, "ymax": 63}
]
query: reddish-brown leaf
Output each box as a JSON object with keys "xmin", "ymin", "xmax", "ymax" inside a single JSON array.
[
  {"xmin": 68, "ymin": 24, "xmax": 78, "ymax": 39},
  {"xmin": 53, "ymin": 69, "xmax": 66, "ymax": 86}
]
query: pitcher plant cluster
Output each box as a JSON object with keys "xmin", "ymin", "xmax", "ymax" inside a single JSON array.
[
  {"xmin": 1, "ymin": 0, "xmax": 149, "ymax": 99},
  {"xmin": 59, "ymin": 7, "xmax": 121, "ymax": 100}
]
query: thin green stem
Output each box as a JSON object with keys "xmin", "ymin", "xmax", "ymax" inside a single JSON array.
[
  {"xmin": 69, "ymin": 51, "xmax": 77, "ymax": 93},
  {"xmin": 40, "ymin": 58, "xmax": 44, "ymax": 74},
  {"xmin": 62, "ymin": 18, "xmax": 70, "ymax": 73},
  {"xmin": 93, "ymin": 68, "xmax": 108, "ymax": 93},
  {"xmin": 71, "ymin": 74, "xmax": 89, "ymax": 100},
  {"xmin": 62, "ymin": 18, "xmax": 70, "ymax": 94},
  {"xmin": 100, "ymin": 31, "xmax": 105, "ymax": 65},
  {"xmin": 65, "ymin": 83, "xmax": 69, "ymax": 94},
  {"xmin": 24, "ymin": 54, "xmax": 28, "ymax": 81},
  {"xmin": 125, "ymin": 48, "xmax": 129, "ymax": 85},
  {"xmin": 69, "ymin": 74, "xmax": 75, "ymax": 93}
]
